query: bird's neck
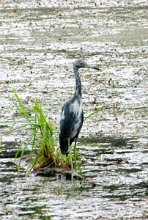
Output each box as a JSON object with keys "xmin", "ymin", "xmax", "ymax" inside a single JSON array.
[{"xmin": 73, "ymin": 66, "xmax": 82, "ymax": 96}]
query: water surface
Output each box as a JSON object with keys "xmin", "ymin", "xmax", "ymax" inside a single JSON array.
[{"xmin": 0, "ymin": 1, "xmax": 148, "ymax": 219}]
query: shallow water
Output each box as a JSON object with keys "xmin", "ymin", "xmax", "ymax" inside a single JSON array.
[{"xmin": 0, "ymin": 0, "xmax": 148, "ymax": 219}]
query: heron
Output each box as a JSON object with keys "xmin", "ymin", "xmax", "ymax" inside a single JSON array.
[{"xmin": 59, "ymin": 59, "xmax": 100, "ymax": 176}]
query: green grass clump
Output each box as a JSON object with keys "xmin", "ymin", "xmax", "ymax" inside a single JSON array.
[{"xmin": 13, "ymin": 90, "xmax": 74, "ymax": 174}]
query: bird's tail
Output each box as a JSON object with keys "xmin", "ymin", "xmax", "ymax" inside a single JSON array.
[{"xmin": 59, "ymin": 139, "xmax": 69, "ymax": 156}]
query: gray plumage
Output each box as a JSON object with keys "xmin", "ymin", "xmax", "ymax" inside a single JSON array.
[{"xmin": 59, "ymin": 59, "xmax": 100, "ymax": 155}]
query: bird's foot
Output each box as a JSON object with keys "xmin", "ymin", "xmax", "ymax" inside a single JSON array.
[{"xmin": 72, "ymin": 170, "xmax": 83, "ymax": 180}]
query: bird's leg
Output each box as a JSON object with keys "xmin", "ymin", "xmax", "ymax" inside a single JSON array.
[
  {"xmin": 74, "ymin": 138, "xmax": 77, "ymax": 171},
  {"xmin": 68, "ymin": 139, "xmax": 73, "ymax": 182}
]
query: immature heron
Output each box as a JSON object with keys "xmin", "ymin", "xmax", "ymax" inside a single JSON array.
[{"xmin": 59, "ymin": 59, "xmax": 100, "ymax": 164}]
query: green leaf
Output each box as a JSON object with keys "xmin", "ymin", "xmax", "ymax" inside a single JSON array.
[{"xmin": 84, "ymin": 108, "xmax": 102, "ymax": 121}]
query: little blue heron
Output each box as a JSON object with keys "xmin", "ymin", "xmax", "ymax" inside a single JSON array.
[{"xmin": 59, "ymin": 59, "xmax": 100, "ymax": 174}]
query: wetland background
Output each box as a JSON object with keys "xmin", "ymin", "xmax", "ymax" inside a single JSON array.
[{"xmin": 0, "ymin": 0, "xmax": 148, "ymax": 219}]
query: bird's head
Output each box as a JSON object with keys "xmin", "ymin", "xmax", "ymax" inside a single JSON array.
[{"xmin": 73, "ymin": 59, "xmax": 100, "ymax": 71}]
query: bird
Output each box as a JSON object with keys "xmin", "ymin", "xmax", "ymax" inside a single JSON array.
[{"xmin": 59, "ymin": 59, "xmax": 100, "ymax": 161}]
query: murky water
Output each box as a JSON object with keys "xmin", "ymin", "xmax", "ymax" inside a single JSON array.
[{"xmin": 0, "ymin": 0, "xmax": 148, "ymax": 219}]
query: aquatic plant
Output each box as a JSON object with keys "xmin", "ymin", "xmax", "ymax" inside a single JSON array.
[{"xmin": 13, "ymin": 90, "xmax": 82, "ymax": 175}]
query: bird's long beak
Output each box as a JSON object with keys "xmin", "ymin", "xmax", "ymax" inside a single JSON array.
[
  {"xmin": 92, "ymin": 66, "xmax": 100, "ymax": 71},
  {"xmin": 87, "ymin": 64, "xmax": 100, "ymax": 71}
]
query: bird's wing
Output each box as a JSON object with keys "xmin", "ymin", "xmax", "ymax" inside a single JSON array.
[{"xmin": 59, "ymin": 98, "xmax": 83, "ymax": 140}]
